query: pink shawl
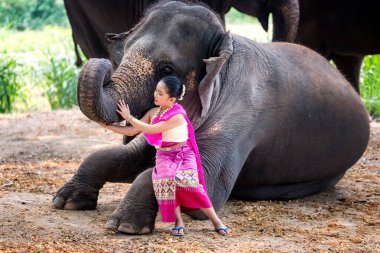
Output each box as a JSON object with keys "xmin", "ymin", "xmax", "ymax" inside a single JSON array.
[{"xmin": 144, "ymin": 104, "xmax": 207, "ymax": 192}]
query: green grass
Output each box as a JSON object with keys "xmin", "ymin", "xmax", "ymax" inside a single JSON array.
[
  {"xmin": 0, "ymin": 26, "xmax": 80, "ymax": 112},
  {"xmin": 225, "ymin": 8, "xmax": 272, "ymax": 42},
  {"xmin": 43, "ymin": 49, "xmax": 80, "ymax": 110},
  {"xmin": 360, "ymin": 55, "xmax": 380, "ymax": 118},
  {"xmin": 0, "ymin": 52, "xmax": 22, "ymax": 112},
  {"xmin": 0, "ymin": 0, "xmax": 68, "ymax": 30},
  {"xmin": 225, "ymin": 8, "xmax": 259, "ymax": 24}
]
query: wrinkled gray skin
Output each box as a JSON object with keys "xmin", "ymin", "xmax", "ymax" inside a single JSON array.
[{"xmin": 53, "ymin": 0, "xmax": 369, "ymax": 235}]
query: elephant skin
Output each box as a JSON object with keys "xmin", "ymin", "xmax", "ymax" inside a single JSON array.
[
  {"xmin": 54, "ymin": 0, "xmax": 369, "ymax": 235},
  {"xmin": 63, "ymin": 0, "xmax": 299, "ymax": 65}
]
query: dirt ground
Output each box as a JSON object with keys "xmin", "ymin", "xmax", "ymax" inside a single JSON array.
[{"xmin": 0, "ymin": 108, "xmax": 379, "ymax": 253}]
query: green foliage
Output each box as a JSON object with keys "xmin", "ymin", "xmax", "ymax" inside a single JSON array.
[
  {"xmin": 43, "ymin": 50, "xmax": 80, "ymax": 110},
  {"xmin": 0, "ymin": 0, "xmax": 68, "ymax": 30},
  {"xmin": 225, "ymin": 8, "xmax": 259, "ymax": 24},
  {"xmin": 360, "ymin": 55, "xmax": 380, "ymax": 118},
  {"xmin": 0, "ymin": 27, "xmax": 82, "ymax": 112},
  {"xmin": 0, "ymin": 52, "xmax": 23, "ymax": 113}
]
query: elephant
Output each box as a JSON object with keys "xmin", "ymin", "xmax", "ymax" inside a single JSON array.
[
  {"xmin": 291, "ymin": 0, "xmax": 380, "ymax": 93},
  {"xmin": 53, "ymin": 0, "xmax": 369, "ymax": 235},
  {"xmin": 63, "ymin": 0, "xmax": 299, "ymax": 66}
]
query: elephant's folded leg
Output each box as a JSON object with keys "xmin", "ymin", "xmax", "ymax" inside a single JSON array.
[
  {"xmin": 53, "ymin": 136, "xmax": 155, "ymax": 210},
  {"xmin": 231, "ymin": 172, "xmax": 346, "ymax": 201}
]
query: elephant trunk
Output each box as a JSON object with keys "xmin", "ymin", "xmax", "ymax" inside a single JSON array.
[
  {"xmin": 269, "ymin": 0, "xmax": 299, "ymax": 42},
  {"xmin": 77, "ymin": 58, "xmax": 122, "ymax": 123}
]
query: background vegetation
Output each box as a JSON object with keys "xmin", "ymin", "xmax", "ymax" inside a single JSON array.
[
  {"xmin": 0, "ymin": 0, "xmax": 68, "ymax": 30},
  {"xmin": 0, "ymin": 2, "xmax": 379, "ymax": 118}
]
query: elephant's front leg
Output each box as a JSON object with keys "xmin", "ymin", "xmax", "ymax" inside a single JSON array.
[
  {"xmin": 106, "ymin": 168, "xmax": 158, "ymax": 234},
  {"xmin": 53, "ymin": 135, "xmax": 155, "ymax": 210}
]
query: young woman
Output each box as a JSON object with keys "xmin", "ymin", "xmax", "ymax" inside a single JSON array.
[{"xmin": 98, "ymin": 76, "xmax": 231, "ymax": 236}]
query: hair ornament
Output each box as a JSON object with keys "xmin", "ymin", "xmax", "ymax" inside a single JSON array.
[{"xmin": 179, "ymin": 85, "xmax": 186, "ymax": 101}]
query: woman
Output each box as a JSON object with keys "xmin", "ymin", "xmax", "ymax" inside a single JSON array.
[{"xmin": 99, "ymin": 76, "xmax": 231, "ymax": 236}]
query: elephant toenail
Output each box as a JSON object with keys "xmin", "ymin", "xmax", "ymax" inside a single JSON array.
[
  {"xmin": 139, "ymin": 226, "xmax": 151, "ymax": 234},
  {"xmin": 52, "ymin": 197, "xmax": 64, "ymax": 209},
  {"xmin": 105, "ymin": 219, "xmax": 119, "ymax": 231},
  {"xmin": 63, "ymin": 201, "xmax": 77, "ymax": 210},
  {"xmin": 118, "ymin": 223, "xmax": 135, "ymax": 234}
]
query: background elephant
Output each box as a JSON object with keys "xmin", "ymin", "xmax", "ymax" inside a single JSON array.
[
  {"xmin": 291, "ymin": 0, "xmax": 380, "ymax": 93},
  {"xmin": 63, "ymin": 0, "xmax": 299, "ymax": 65},
  {"xmin": 54, "ymin": 0, "xmax": 369, "ymax": 234}
]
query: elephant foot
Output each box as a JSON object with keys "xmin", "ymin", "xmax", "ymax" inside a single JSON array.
[
  {"xmin": 53, "ymin": 180, "xmax": 99, "ymax": 210},
  {"xmin": 105, "ymin": 205, "xmax": 157, "ymax": 234}
]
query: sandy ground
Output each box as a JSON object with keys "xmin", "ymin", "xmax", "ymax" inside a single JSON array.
[{"xmin": 0, "ymin": 108, "xmax": 379, "ymax": 253}]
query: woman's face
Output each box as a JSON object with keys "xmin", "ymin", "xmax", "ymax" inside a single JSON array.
[{"xmin": 154, "ymin": 81, "xmax": 175, "ymax": 107}]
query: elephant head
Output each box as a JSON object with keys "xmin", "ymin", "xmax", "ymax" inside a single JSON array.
[
  {"xmin": 77, "ymin": 0, "xmax": 233, "ymax": 126},
  {"xmin": 232, "ymin": 0, "xmax": 299, "ymax": 42}
]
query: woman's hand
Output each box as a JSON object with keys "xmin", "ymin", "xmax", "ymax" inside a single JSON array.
[{"xmin": 116, "ymin": 100, "xmax": 131, "ymax": 120}]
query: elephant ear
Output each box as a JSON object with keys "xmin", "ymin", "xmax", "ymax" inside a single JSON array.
[
  {"xmin": 105, "ymin": 32, "xmax": 129, "ymax": 68},
  {"xmin": 198, "ymin": 31, "xmax": 233, "ymax": 118}
]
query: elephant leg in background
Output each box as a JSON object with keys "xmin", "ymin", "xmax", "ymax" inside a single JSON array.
[
  {"xmin": 53, "ymin": 135, "xmax": 155, "ymax": 210},
  {"xmin": 105, "ymin": 168, "xmax": 158, "ymax": 234},
  {"xmin": 331, "ymin": 53, "xmax": 364, "ymax": 94}
]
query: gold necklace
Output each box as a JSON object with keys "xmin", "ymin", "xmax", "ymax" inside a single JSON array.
[{"xmin": 150, "ymin": 104, "xmax": 174, "ymax": 124}]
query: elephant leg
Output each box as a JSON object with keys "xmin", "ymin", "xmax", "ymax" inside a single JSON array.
[
  {"xmin": 231, "ymin": 172, "xmax": 346, "ymax": 200},
  {"xmin": 53, "ymin": 135, "xmax": 155, "ymax": 210},
  {"xmin": 331, "ymin": 53, "xmax": 363, "ymax": 94},
  {"xmin": 105, "ymin": 168, "xmax": 158, "ymax": 234},
  {"xmin": 185, "ymin": 140, "xmax": 245, "ymax": 220}
]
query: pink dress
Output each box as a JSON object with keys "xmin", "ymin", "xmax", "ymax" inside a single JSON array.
[{"xmin": 144, "ymin": 104, "xmax": 212, "ymax": 222}]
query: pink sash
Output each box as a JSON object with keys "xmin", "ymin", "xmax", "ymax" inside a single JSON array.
[
  {"xmin": 144, "ymin": 104, "xmax": 207, "ymax": 192},
  {"xmin": 144, "ymin": 104, "xmax": 211, "ymax": 222}
]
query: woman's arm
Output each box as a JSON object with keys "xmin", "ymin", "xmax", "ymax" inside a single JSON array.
[
  {"xmin": 129, "ymin": 114, "xmax": 185, "ymax": 134},
  {"xmin": 117, "ymin": 100, "xmax": 186, "ymax": 134},
  {"xmin": 97, "ymin": 106, "xmax": 154, "ymax": 136},
  {"xmin": 97, "ymin": 122, "xmax": 140, "ymax": 136}
]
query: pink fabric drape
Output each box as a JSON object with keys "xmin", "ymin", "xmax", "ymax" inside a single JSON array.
[
  {"xmin": 144, "ymin": 104, "xmax": 207, "ymax": 192},
  {"xmin": 144, "ymin": 104, "xmax": 211, "ymax": 222}
]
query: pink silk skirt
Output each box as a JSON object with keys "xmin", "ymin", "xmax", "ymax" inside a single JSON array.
[{"xmin": 152, "ymin": 144, "xmax": 212, "ymax": 222}]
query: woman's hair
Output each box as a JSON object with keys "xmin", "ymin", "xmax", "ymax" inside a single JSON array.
[{"xmin": 161, "ymin": 76, "xmax": 185, "ymax": 101}]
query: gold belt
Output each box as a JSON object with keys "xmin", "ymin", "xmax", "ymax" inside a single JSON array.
[{"xmin": 156, "ymin": 141, "xmax": 187, "ymax": 152}]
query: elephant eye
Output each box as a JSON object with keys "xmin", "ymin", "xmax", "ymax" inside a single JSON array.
[{"xmin": 160, "ymin": 66, "xmax": 174, "ymax": 75}]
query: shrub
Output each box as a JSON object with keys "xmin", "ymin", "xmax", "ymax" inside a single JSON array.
[
  {"xmin": 0, "ymin": 0, "xmax": 68, "ymax": 30},
  {"xmin": 225, "ymin": 7, "xmax": 259, "ymax": 24},
  {"xmin": 360, "ymin": 55, "xmax": 380, "ymax": 119},
  {"xmin": 0, "ymin": 52, "xmax": 22, "ymax": 113},
  {"xmin": 43, "ymin": 50, "xmax": 80, "ymax": 110}
]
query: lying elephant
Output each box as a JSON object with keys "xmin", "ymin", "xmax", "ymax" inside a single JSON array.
[{"xmin": 53, "ymin": 0, "xmax": 369, "ymax": 234}]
